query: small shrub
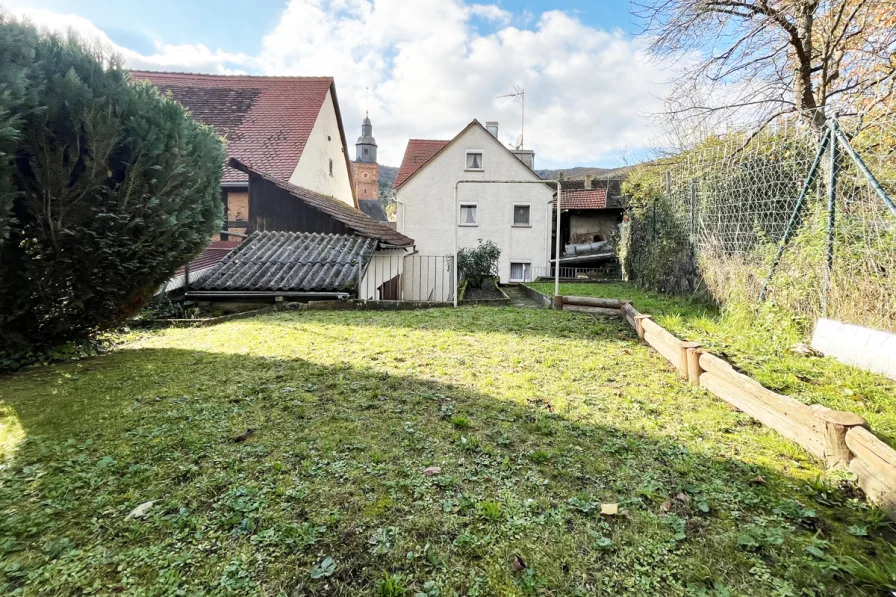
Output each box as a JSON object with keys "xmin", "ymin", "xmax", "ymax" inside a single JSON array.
[{"xmin": 457, "ymin": 239, "xmax": 501, "ymax": 288}]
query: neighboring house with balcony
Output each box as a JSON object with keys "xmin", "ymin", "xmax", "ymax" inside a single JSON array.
[{"xmin": 394, "ymin": 120, "xmax": 553, "ymax": 286}]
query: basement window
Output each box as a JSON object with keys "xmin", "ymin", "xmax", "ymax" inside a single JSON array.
[
  {"xmin": 510, "ymin": 262, "xmax": 531, "ymax": 282},
  {"xmin": 465, "ymin": 150, "xmax": 483, "ymax": 171},
  {"xmin": 459, "ymin": 203, "xmax": 478, "ymax": 226}
]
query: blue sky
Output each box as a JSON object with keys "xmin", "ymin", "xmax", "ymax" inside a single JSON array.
[{"xmin": 6, "ymin": 0, "xmax": 675, "ymax": 168}]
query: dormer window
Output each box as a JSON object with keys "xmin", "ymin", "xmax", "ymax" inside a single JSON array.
[{"xmin": 465, "ymin": 150, "xmax": 483, "ymax": 171}]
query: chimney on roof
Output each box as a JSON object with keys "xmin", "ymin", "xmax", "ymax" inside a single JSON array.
[
  {"xmin": 485, "ymin": 121, "xmax": 499, "ymax": 138},
  {"xmin": 511, "ymin": 149, "xmax": 535, "ymax": 170},
  {"xmin": 584, "ymin": 175, "xmax": 593, "ymax": 189}
]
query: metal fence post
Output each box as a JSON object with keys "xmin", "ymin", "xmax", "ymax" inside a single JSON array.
[
  {"xmin": 757, "ymin": 127, "xmax": 831, "ymax": 304},
  {"xmin": 689, "ymin": 178, "xmax": 697, "ymax": 240},
  {"xmin": 822, "ymin": 119, "xmax": 838, "ymax": 317}
]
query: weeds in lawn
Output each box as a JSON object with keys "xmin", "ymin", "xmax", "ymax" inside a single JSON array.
[
  {"xmin": 1, "ymin": 307, "xmax": 894, "ymax": 595},
  {"xmin": 530, "ymin": 282, "xmax": 896, "ymax": 447}
]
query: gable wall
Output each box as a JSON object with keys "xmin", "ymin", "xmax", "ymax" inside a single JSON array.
[
  {"xmin": 289, "ymin": 89, "xmax": 355, "ymax": 207},
  {"xmin": 396, "ymin": 124, "xmax": 553, "ymax": 282}
]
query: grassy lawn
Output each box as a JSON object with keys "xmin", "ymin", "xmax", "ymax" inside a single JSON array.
[
  {"xmin": 530, "ymin": 282, "xmax": 896, "ymax": 448},
  {"xmin": 1, "ymin": 307, "xmax": 894, "ymax": 595}
]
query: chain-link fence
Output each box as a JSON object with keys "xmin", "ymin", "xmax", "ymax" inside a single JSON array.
[{"xmin": 623, "ymin": 107, "xmax": 896, "ymax": 332}]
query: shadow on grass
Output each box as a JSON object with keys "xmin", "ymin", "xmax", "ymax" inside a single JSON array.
[{"xmin": 1, "ymin": 344, "xmax": 891, "ymax": 595}]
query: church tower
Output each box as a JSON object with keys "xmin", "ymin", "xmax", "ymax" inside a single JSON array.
[{"xmin": 353, "ymin": 113, "xmax": 380, "ymax": 202}]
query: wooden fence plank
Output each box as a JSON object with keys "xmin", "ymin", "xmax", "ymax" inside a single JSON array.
[
  {"xmin": 849, "ymin": 457, "xmax": 896, "ymax": 518},
  {"xmin": 700, "ymin": 372, "xmax": 825, "ymax": 460},
  {"xmin": 644, "ymin": 330, "xmax": 683, "ymax": 369},
  {"xmin": 563, "ymin": 296, "xmax": 624, "ymax": 309},
  {"xmin": 699, "ymin": 353, "xmax": 822, "ymax": 434},
  {"xmin": 564, "ymin": 304, "xmax": 623, "ymax": 317}
]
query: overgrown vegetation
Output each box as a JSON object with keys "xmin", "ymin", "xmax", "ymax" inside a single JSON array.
[
  {"xmin": 617, "ymin": 121, "xmax": 896, "ymax": 334},
  {"xmin": 457, "ymin": 239, "xmax": 501, "ymax": 288},
  {"xmin": 529, "ymin": 282, "xmax": 896, "ymax": 448},
  {"xmin": 2, "ymin": 308, "xmax": 895, "ymax": 594},
  {"xmin": 0, "ymin": 16, "xmax": 225, "ymax": 365}
]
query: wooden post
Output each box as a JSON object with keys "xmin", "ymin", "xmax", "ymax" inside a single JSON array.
[
  {"xmin": 686, "ymin": 347, "xmax": 703, "ymax": 384},
  {"xmin": 679, "ymin": 341, "xmax": 700, "ymax": 379},
  {"xmin": 634, "ymin": 315, "xmax": 651, "ymax": 339},
  {"xmin": 553, "ymin": 295, "xmax": 564, "ymax": 310},
  {"xmin": 810, "ymin": 405, "xmax": 867, "ymax": 470}
]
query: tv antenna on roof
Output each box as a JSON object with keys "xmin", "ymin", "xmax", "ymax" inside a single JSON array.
[{"xmin": 497, "ymin": 85, "xmax": 525, "ymax": 149}]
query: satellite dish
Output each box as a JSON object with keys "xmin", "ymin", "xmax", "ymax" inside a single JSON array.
[{"xmin": 514, "ymin": 134, "xmax": 523, "ymax": 150}]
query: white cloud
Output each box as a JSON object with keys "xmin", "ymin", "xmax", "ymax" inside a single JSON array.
[
  {"xmin": 7, "ymin": 1, "xmax": 681, "ymax": 168},
  {"xmin": 8, "ymin": 7, "xmax": 255, "ymax": 74},
  {"xmin": 468, "ymin": 4, "xmax": 512, "ymax": 24}
]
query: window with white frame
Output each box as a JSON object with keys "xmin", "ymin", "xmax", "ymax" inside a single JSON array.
[
  {"xmin": 459, "ymin": 203, "xmax": 478, "ymax": 226},
  {"xmin": 465, "ymin": 150, "xmax": 483, "ymax": 171},
  {"xmin": 510, "ymin": 262, "xmax": 530, "ymax": 282},
  {"xmin": 513, "ymin": 204, "xmax": 530, "ymax": 226}
]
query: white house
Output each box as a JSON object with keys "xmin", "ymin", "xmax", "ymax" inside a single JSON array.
[{"xmin": 394, "ymin": 120, "xmax": 553, "ymax": 289}]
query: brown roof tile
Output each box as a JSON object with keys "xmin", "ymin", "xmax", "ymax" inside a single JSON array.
[
  {"xmin": 554, "ymin": 188, "xmax": 609, "ymax": 210},
  {"xmin": 130, "ymin": 71, "xmax": 334, "ymax": 185},
  {"xmin": 393, "ymin": 139, "xmax": 450, "ymax": 189}
]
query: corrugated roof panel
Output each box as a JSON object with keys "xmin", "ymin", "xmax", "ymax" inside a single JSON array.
[{"xmin": 192, "ymin": 231, "xmax": 377, "ymax": 292}]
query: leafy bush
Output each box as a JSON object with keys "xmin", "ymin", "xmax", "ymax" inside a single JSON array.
[
  {"xmin": 457, "ymin": 239, "xmax": 501, "ymax": 288},
  {"xmin": 0, "ymin": 16, "xmax": 224, "ymax": 362}
]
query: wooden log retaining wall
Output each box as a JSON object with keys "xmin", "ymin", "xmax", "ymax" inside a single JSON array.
[{"xmin": 556, "ymin": 294, "xmax": 896, "ymax": 520}]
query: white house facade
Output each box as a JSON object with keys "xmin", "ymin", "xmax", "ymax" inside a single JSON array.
[{"xmin": 394, "ymin": 121, "xmax": 553, "ymax": 285}]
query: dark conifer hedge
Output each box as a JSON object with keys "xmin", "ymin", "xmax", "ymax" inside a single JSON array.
[{"xmin": 0, "ymin": 16, "xmax": 224, "ymax": 362}]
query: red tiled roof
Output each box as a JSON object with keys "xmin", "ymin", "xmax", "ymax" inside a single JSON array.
[
  {"xmin": 554, "ymin": 188, "xmax": 609, "ymax": 210},
  {"xmin": 393, "ymin": 139, "xmax": 450, "ymax": 189},
  {"xmin": 130, "ymin": 71, "xmax": 334, "ymax": 185},
  {"xmin": 175, "ymin": 241, "xmax": 243, "ymax": 277}
]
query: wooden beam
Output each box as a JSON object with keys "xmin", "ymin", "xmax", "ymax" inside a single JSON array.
[
  {"xmin": 563, "ymin": 304, "xmax": 623, "ymax": 317},
  {"xmin": 562, "ymin": 296, "xmax": 624, "ymax": 309}
]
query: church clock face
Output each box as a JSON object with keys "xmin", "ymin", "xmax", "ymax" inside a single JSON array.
[{"xmin": 362, "ymin": 172, "xmax": 370, "ymax": 179}]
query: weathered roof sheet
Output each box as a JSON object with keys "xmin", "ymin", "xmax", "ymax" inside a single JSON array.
[
  {"xmin": 193, "ymin": 231, "xmax": 376, "ymax": 292},
  {"xmin": 393, "ymin": 139, "xmax": 450, "ymax": 189},
  {"xmin": 358, "ymin": 199, "xmax": 388, "ymax": 222},
  {"xmin": 130, "ymin": 71, "xmax": 334, "ymax": 185},
  {"xmin": 229, "ymin": 157, "xmax": 414, "ymax": 247}
]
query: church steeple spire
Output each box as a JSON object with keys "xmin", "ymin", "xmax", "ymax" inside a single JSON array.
[{"xmin": 356, "ymin": 112, "xmax": 377, "ymax": 163}]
